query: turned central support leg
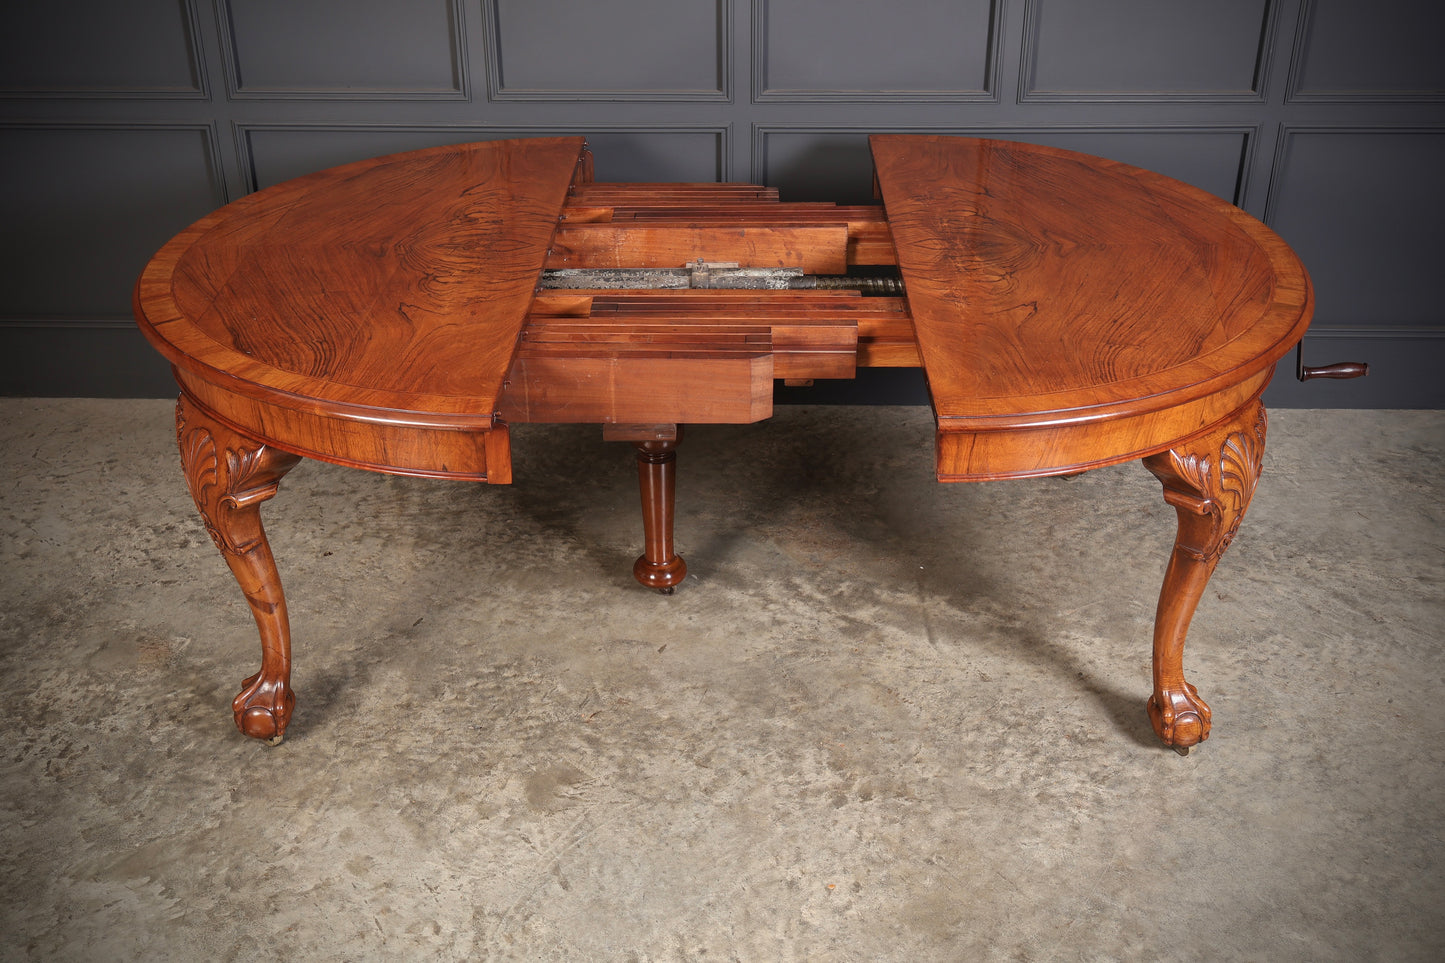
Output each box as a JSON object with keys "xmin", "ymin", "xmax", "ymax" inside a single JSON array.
[
  {"xmin": 176, "ymin": 394, "xmax": 302, "ymax": 743},
  {"xmin": 605, "ymin": 424, "xmax": 687, "ymax": 593},
  {"xmin": 1141, "ymin": 400, "xmax": 1267, "ymax": 753}
]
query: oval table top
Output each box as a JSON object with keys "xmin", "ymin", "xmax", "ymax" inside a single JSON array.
[{"xmin": 134, "ymin": 134, "xmax": 1313, "ymax": 482}]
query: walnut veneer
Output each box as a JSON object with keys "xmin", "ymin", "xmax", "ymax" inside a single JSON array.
[{"xmin": 134, "ymin": 135, "xmax": 1314, "ymax": 752}]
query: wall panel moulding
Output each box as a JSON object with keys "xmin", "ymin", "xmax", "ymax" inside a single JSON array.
[
  {"xmin": 1, "ymin": 123, "xmax": 226, "ymax": 323},
  {"xmin": 1019, "ymin": 0, "xmax": 1277, "ymax": 103},
  {"xmin": 753, "ymin": 0, "xmax": 1001, "ymax": 102},
  {"xmin": 220, "ymin": 0, "xmax": 470, "ymax": 100},
  {"xmin": 0, "ymin": 0, "xmax": 208, "ymax": 99},
  {"xmin": 1284, "ymin": 0, "xmax": 1445, "ymax": 102},
  {"xmin": 1264, "ymin": 127, "xmax": 1445, "ymax": 334},
  {"xmin": 484, "ymin": 0, "xmax": 730, "ymax": 102},
  {"xmin": 752, "ymin": 126, "xmax": 1254, "ymax": 207},
  {"xmin": 236, "ymin": 125, "xmax": 732, "ymax": 193}
]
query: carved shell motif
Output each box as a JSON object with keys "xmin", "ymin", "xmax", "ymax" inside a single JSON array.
[
  {"xmin": 175, "ymin": 403, "xmax": 283, "ymax": 556},
  {"xmin": 1158, "ymin": 406, "xmax": 1268, "ymax": 562},
  {"xmin": 1214, "ymin": 406, "xmax": 1268, "ymax": 553}
]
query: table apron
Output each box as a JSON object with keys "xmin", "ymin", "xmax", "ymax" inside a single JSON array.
[
  {"xmin": 175, "ymin": 372, "xmax": 513, "ymax": 484},
  {"xmin": 934, "ymin": 369, "xmax": 1273, "ymax": 482}
]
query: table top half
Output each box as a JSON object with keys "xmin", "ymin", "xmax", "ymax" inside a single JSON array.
[{"xmin": 870, "ymin": 134, "xmax": 1312, "ymax": 431}]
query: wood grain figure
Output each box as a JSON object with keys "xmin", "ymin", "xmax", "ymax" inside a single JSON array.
[{"xmin": 135, "ymin": 135, "xmax": 1320, "ymax": 752}]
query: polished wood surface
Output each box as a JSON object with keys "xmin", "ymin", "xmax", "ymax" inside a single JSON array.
[
  {"xmin": 136, "ymin": 136, "xmax": 586, "ymax": 480},
  {"xmin": 872, "ymin": 134, "xmax": 1312, "ymax": 480},
  {"xmin": 1143, "ymin": 401, "xmax": 1268, "ymax": 751},
  {"xmin": 134, "ymin": 135, "xmax": 1317, "ymax": 751},
  {"xmin": 603, "ymin": 424, "xmax": 688, "ymax": 594},
  {"xmin": 175, "ymin": 392, "xmax": 301, "ymax": 743}
]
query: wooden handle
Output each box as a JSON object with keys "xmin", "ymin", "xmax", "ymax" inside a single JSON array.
[
  {"xmin": 1299, "ymin": 361, "xmax": 1369, "ymax": 381},
  {"xmin": 1295, "ymin": 343, "xmax": 1369, "ymax": 382}
]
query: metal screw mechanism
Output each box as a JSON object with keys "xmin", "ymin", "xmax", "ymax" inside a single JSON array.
[
  {"xmin": 787, "ymin": 274, "xmax": 904, "ymax": 294},
  {"xmin": 539, "ymin": 259, "xmax": 905, "ymax": 295}
]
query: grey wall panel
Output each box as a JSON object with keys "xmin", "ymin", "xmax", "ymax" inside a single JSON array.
[
  {"xmin": 1264, "ymin": 332, "xmax": 1443, "ymax": 408},
  {"xmin": 0, "ymin": 125, "xmax": 224, "ymax": 321},
  {"xmin": 241, "ymin": 126, "xmax": 727, "ymax": 192},
  {"xmin": 1266, "ymin": 129, "xmax": 1445, "ymax": 329},
  {"xmin": 755, "ymin": 0, "xmax": 998, "ymax": 101},
  {"xmin": 757, "ymin": 128, "xmax": 1250, "ymax": 205},
  {"xmin": 582, "ymin": 130, "xmax": 729, "ymax": 181},
  {"xmin": 242, "ymin": 126, "xmax": 502, "ymax": 190},
  {"xmin": 487, "ymin": 0, "xmax": 728, "ymax": 100},
  {"xmin": 980, "ymin": 129, "xmax": 1252, "ymax": 203},
  {"xmin": 221, "ymin": 0, "xmax": 466, "ymax": 98},
  {"xmin": 754, "ymin": 130, "xmax": 879, "ymax": 203},
  {"xmin": 0, "ymin": 2, "xmax": 1438, "ymax": 405},
  {"xmin": 0, "ymin": 0, "xmax": 202, "ymax": 97},
  {"xmin": 1022, "ymin": 0, "xmax": 1273, "ymax": 100},
  {"xmin": 1288, "ymin": 0, "xmax": 1445, "ymax": 101},
  {"xmin": 0, "ymin": 324, "xmax": 176, "ymax": 398}
]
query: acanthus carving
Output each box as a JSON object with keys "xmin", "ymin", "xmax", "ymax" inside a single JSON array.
[
  {"xmin": 1149, "ymin": 404, "xmax": 1267, "ymax": 562},
  {"xmin": 176, "ymin": 402, "xmax": 297, "ymax": 557}
]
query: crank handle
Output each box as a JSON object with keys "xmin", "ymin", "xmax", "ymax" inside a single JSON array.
[{"xmin": 1295, "ymin": 343, "xmax": 1368, "ymax": 382}]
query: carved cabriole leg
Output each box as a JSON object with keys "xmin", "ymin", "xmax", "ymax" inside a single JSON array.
[
  {"xmin": 176, "ymin": 394, "xmax": 303, "ymax": 744},
  {"xmin": 1142, "ymin": 400, "xmax": 1267, "ymax": 754}
]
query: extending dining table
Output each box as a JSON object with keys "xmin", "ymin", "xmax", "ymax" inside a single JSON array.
[{"xmin": 134, "ymin": 134, "xmax": 1326, "ymax": 753}]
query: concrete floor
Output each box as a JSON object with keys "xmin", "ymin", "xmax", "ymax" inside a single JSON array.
[{"xmin": 0, "ymin": 399, "xmax": 1441, "ymax": 961}]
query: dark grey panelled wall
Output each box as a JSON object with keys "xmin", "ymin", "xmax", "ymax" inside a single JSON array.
[{"xmin": 2, "ymin": 0, "xmax": 1442, "ymax": 406}]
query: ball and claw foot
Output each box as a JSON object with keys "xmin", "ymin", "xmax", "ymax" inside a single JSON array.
[
  {"xmin": 1148, "ymin": 682, "xmax": 1212, "ymax": 755},
  {"xmin": 233, "ymin": 671, "xmax": 295, "ymax": 746}
]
